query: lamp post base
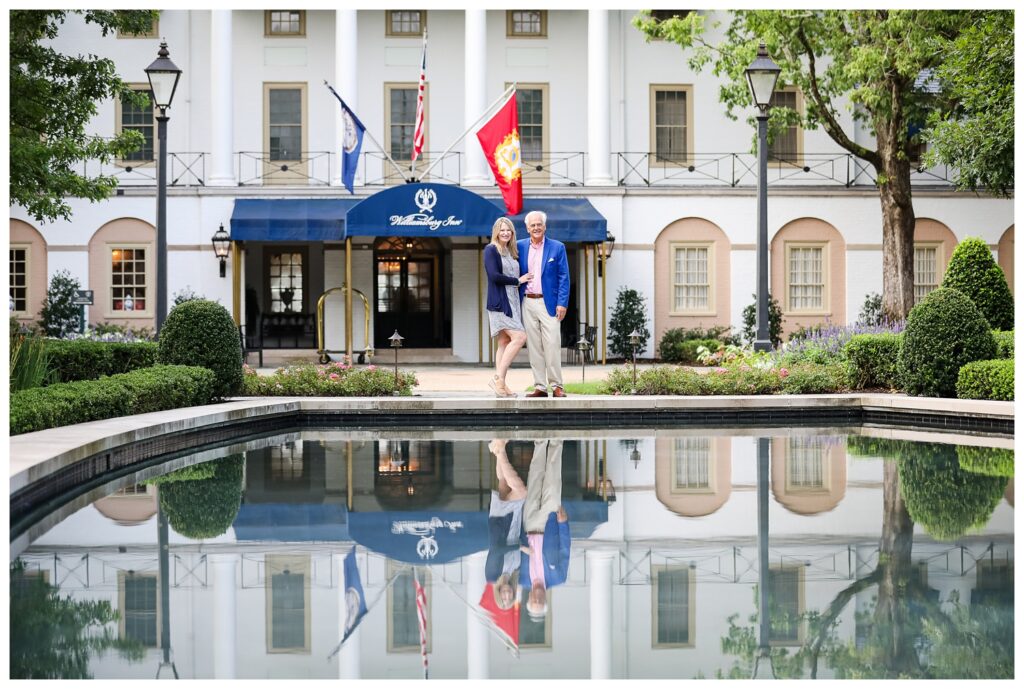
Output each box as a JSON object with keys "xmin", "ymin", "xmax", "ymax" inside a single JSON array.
[{"xmin": 753, "ymin": 339, "xmax": 772, "ymax": 353}]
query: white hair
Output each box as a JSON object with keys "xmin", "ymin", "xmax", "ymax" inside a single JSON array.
[{"xmin": 525, "ymin": 210, "xmax": 547, "ymax": 226}]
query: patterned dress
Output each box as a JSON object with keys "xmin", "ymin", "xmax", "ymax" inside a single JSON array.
[{"xmin": 488, "ymin": 250, "xmax": 525, "ymax": 337}]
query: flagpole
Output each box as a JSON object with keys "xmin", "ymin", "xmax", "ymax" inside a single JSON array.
[
  {"xmin": 410, "ymin": 28, "xmax": 428, "ymax": 181},
  {"xmin": 324, "ymin": 81, "xmax": 409, "ymax": 183},
  {"xmin": 326, "ymin": 568, "xmax": 404, "ymax": 661},
  {"xmin": 418, "ymin": 83, "xmax": 516, "ymax": 181}
]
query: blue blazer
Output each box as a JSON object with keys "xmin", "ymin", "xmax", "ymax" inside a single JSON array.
[
  {"xmin": 483, "ymin": 243, "xmax": 520, "ymax": 318},
  {"xmin": 517, "ymin": 237, "xmax": 570, "ymax": 318},
  {"xmin": 519, "ymin": 512, "xmax": 571, "ymax": 589}
]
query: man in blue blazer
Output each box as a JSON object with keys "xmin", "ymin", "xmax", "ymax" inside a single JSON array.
[
  {"xmin": 519, "ymin": 439, "xmax": 570, "ymax": 621},
  {"xmin": 517, "ymin": 210, "xmax": 571, "ymax": 397}
]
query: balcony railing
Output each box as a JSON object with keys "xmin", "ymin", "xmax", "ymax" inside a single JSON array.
[{"xmin": 75, "ymin": 150, "xmax": 960, "ymax": 191}]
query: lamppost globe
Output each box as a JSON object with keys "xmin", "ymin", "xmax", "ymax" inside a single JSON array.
[
  {"xmin": 212, "ymin": 224, "xmax": 231, "ymax": 278},
  {"xmin": 145, "ymin": 42, "xmax": 182, "ymax": 335},
  {"xmin": 745, "ymin": 43, "xmax": 781, "ymax": 353},
  {"xmin": 628, "ymin": 329, "xmax": 641, "ymax": 392},
  {"xmin": 389, "ymin": 330, "xmax": 404, "ymax": 395},
  {"xmin": 577, "ymin": 334, "xmax": 592, "ymax": 384}
]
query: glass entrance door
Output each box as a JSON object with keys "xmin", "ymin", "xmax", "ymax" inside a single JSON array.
[{"xmin": 374, "ymin": 238, "xmax": 444, "ymax": 348}]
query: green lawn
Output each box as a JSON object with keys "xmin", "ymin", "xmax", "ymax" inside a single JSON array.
[{"xmin": 527, "ymin": 381, "xmax": 609, "ymax": 395}]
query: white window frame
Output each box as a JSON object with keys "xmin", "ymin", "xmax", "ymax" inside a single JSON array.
[
  {"xmin": 265, "ymin": 554, "xmax": 312, "ymax": 654},
  {"xmin": 263, "ymin": 82, "xmax": 308, "ymax": 184},
  {"xmin": 384, "ymin": 82, "xmax": 429, "ymax": 165},
  {"xmin": 9, "ymin": 244, "xmax": 31, "ymax": 317},
  {"xmin": 913, "ymin": 242, "xmax": 943, "ymax": 304},
  {"xmin": 784, "ymin": 242, "xmax": 829, "ymax": 315},
  {"xmin": 669, "ymin": 241, "xmax": 714, "ymax": 315},
  {"xmin": 507, "ymin": 82, "xmax": 549, "ymax": 185},
  {"xmin": 107, "ymin": 243, "xmax": 153, "ymax": 318},
  {"xmin": 670, "ymin": 436, "xmax": 716, "ymax": 494},
  {"xmin": 386, "ymin": 10, "xmax": 426, "ymax": 37},
  {"xmin": 784, "ymin": 437, "xmax": 831, "ymax": 494},
  {"xmin": 650, "ymin": 85, "xmax": 695, "ymax": 165}
]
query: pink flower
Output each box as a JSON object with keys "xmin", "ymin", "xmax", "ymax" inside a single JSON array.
[
  {"xmin": 368, "ymin": 364, "xmax": 377, "ymax": 371},
  {"xmin": 329, "ymin": 373, "xmax": 340, "ymax": 380},
  {"xmin": 778, "ymin": 368, "xmax": 790, "ymax": 378},
  {"xmin": 715, "ymin": 367, "xmax": 728, "ymax": 374}
]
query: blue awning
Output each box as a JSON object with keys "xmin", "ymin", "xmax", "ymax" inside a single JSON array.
[
  {"xmin": 230, "ymin": 198, "xmax": 358, "ymax": 242},
  {"xmin": 500, "ymin": 198, "xmax": 608, "ymax": 243},
  {"xmin": 232, "ymin": 503, "xmax": 350, "ymax": 542}
]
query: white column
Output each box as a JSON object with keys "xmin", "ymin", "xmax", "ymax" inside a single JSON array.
[
  {"xmin": 210, "ymin": 553, "xmax": 239, "ymax": 679},
  {"xmin": 335, "ymin": 552, "xmax": 361, "ymax": 679},
  {"xmin": 333, "ymin": 10, "xmax": 359, "ymax": 188},
  {"xmin": 588, "ymin": 549, "xmax": 616, "ymax": 679},
  {"xmin": 586, "ymin": 10, "xmax": 614, "ymax": 186},
  {"xmin": 465, "ymin": 551, "xmax": 489, "ymax": 678},
  {"xmin": 208, "ymin": 11, "xmax": 236, "ymax": 186},
  {"xmin": 463, "ymin": 9, "xmax": 490, "ymax": 186}
]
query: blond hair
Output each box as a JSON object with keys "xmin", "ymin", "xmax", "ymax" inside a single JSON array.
[{"xmin": 489, "ymin": 217, "xmax": 519, "ymax": 259}]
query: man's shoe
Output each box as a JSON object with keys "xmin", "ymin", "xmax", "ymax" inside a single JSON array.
[
  {"xmin": 526, "ymin": 388, "xmax": 548, "ymax": 398},
  {"xmin": 552, "ymin": 387, "xmax": 566, "ymax": 398}
]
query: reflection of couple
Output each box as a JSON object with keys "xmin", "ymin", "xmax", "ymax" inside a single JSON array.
[{"xmin": 486, "ymin": 439, "xmax": 570, "ymax": 621}]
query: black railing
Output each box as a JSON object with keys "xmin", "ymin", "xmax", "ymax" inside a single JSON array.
[
  {"xmin": 360, "ymin": 150, "xmax": 462, "ymax": 185},
  {"xmin": 76, "ymin": 152, "xmax": 206, "ymax": 187},
  {"xmin": 236, "ymin": 151, "xmax": 334, "ymax": 186}
]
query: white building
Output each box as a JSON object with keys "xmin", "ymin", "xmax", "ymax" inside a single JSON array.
[{"xmin": 9, "ymin": 10, "xmax": 1015, "ymax": 361}]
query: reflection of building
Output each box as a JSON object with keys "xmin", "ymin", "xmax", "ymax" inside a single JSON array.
[
  {"xmin": 17, "ymin": 433, "xmax": 1014, "ymax": 679},
  {"xmin": 93, "ymin": 485, "xmax": 158, "ymax": 526},
  {"xmin": 771, "ymin": 436, "xmax": 847, "ymax": 515},
  {"xmin": 655, "ymin": 437, "xmax": 731, "ymax": 517}
]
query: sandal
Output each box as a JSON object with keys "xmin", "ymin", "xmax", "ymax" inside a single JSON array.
[
  {"xmin": 487, "ymin": 375, "xmax": 501, "ymax": 396},
  {"xmin": 496, "ymin": 378, "xmax": 516, "ymax": 397}
]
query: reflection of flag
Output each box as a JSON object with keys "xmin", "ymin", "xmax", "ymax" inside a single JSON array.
[
  {"xmin": 411, "ymin": 31, "xmax": 427, "ymax": 162},
  {"xmin": 478, "ymin": 583, "xmax": 520, "ymax": 655},
  {"xmin": 327, "ymin": 85, "xmax": 366, "ymax": 194},
  {"xmin": 414, "ymin": 572, "xmax": 428, "ymax": 679},
  {"xmin": 476, "ymin": 90, "xmax": 522, "ymax": 216},
  {"xmin": 341, "ymin": 547, "xmax": 368, "ymax": 644}
]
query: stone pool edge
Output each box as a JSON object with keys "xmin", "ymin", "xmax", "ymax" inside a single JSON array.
[{"xmin": 9, "ymin": 394, "xmax": 1013, "ymax": 497}]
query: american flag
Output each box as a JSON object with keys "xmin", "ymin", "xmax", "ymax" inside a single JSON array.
[
  {"xmin": 411, "ymin": 30, "xmax": 427, "ymax": 162},
  {"xmin": 413, "ymin": 572, "xmax": 429, "ymax": 678}
]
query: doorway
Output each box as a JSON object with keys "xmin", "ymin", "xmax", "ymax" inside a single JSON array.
[{"xmin": 374, "ymin": 237, "xmax": 446, "ymax": 348}]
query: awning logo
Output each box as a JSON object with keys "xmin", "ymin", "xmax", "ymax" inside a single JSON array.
[
  {"xmin": 389, "ymin": 188, "xmax": 465, "ymax": 231},
  {"xmin": 392, "ymin": 517, "xmax": 465, "ymax": 560}
]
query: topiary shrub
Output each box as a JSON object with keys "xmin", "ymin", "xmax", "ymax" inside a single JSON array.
[
  {"xmin": 956, "ymin": 359, "xmax": 1014, "ymax": 401},
  {"xmin": 940, "ymin": 236, "xmax": 1014, "ymax": 330},
  {"xmin": 897, "ymin": 288, "xmax": 997, "ymax": 397},
  {"xmin": 844, "ymin": 333, "xmax": 902, "ymax": 390},
  {"xmin": 37, "ymin": 270, "xmax": 82, "ymax": 338},
  {"xmin": 154, "ymin": 455, "xmax": 245, "ymax": 539},
  {"xmin": 157, "ymin": 299, "xmax": 242, "ymax": 399},
  {"xmin": 741, "ymin": 292, "xmax": 784, "ymax": 348},
  {"xmin": 608, "ymin": 288, "xmax": 651, "ymax": 359},
  {"xmin": 956, "ymin": 445, "xmax": 1014, "ymax": 478},
  {"xmin": 43, "ymin": 340, "xmax": 158, "ymax": 384},
  {"xmin": 991, "ymin": 330, "xmax": 1014, "ymax": 359},
  {"xmin": 845, "ymin": 435, "xmax": 907, "ymax": 459},
  {"xmin": 897, "ymin": 442, "xmax": 1006, "ymax": 541}
]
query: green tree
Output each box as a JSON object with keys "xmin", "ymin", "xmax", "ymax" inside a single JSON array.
[
  {"xmin": 608, "ymin": 287, "xmax": 651, "ymax": 358},
  {"xmin": 10, "ymin": 10, "xmax": 159, "ymax": 223},
  {"xmin": 634, "ymin": 10, "xmax": 999, "ymax": 321},
  {"xmin": 38, "ymin": 270, "xmax": 82, "ymax": 338},
  {"xmin": 10, "ymin": 559, "xmax": 144, "ymax": 678},
  {"xmin": 924, "ymin": 11, "xmax": 1014, "ymax": 196},
  {"xmin": 939, "ymin": 236, "xmax": 1014, "ymax": 331}
]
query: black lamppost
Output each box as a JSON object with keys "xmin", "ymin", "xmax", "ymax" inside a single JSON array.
[
  {"xmin": 629, "ymin": 440, "xmax": 641, "ymax": 469},
  {"xmin": 389, "ymin": 330, "xmax": 404, "ymax": 395},
  {"xmin": 751, "ymin": 436, "xmax": 774, "ymax": 679},
  {"xmin": 145, "ymin": 42, "xmax": 182, "ymax": 334},
  {"xmin": 577, "ymin": 334, "xmax": 592, "ymax": 384},
  {"xmin": 629, "ymin": 329, "xmax": 641, "ymax": 393},
  {"xmin": 212, "ymin": 224, "xmax": 231, "ymax": 278},
  {"xmin": 745, "ymin": 43, "xmax": 781, "ymax": 353}
]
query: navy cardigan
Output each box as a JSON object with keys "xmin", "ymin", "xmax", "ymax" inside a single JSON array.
[{"xmin": 483, "ymin": 243, "xmax": 521, "ymax": 317}]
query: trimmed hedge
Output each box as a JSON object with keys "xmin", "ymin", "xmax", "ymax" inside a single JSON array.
[
  {"xmin": 843, "ymin": 333, "xmax": 902, "ymax": 390},
  {"xmin": 661, "ymin": 338, "xmax": 721, "ymax": 364},
  {"xmin": 897, "ymin": 288, "xmax": 996, "ymax": 397},
  {"xmin": 43, "ymin": 339, "xmax": 158, "ymax": 384},
  {"xmin": 957, "ymin": 445, "xmax": 1014, "ymax": 478},
  {"xmin": 940, "ymin": 236, "xmax": 1014, "ymax": 331},
  {"xmin": 158, "ymin": 300, "xmax": 243, "ymax": 399},
  {"xmin": 603, "ymin": 362, "xmax": 847, "ymax": 396},
  {"xmin": 155, "ymin": 455, "xmax": 245, "ymax": 539},
  {"xmin": 956, "ymin": 359, "xmax": 1014, "ymax": 401},
  {"xmin": 243, "ymin": 361, "xmax": 418, "ymax": 396},
  {"xmin": 992, "ymin": 330, "xmax": 1014, "ymax": 359},
  {"xmin": 10, "ymin": 365, "xmax": 216, "ymax": 435}
]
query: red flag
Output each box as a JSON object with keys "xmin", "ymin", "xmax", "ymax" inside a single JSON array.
[
  {"xmin": 476, "ymin": 90, "xmax": 523, "ymax": 216},
  {"xmin": 411, "ymin": 31, "xmax": 427, "ymax": 162},
  {"xmin": 478, "ymin": 583, "xmax": 520, "ymax": 654},
  {"xmin": 414, "ymin": 573, "xmax": 429, "ymax": 678}
]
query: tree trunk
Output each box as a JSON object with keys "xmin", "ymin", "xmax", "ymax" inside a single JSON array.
[{"xmin": 875, "ymin": 108, "xmax": 916, "ymax": 321}]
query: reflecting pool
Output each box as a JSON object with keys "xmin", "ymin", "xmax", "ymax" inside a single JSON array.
[{"xmin": 10, "ymin": 428, "xmax": 1014, "ymax": 679}]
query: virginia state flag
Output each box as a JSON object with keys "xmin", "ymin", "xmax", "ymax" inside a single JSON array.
[
  {"xmin": 328, "ymin": 86, "xmax": 366, "ymax": 194},
  {"xmin": 341, "ymin": 547, "xmax": 368, "ymax": 643},
  {"xmin": 476, "ymin": 90, "xmax": 522, "ymax": 216}
]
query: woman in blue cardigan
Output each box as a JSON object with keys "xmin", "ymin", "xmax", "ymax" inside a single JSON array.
[{"xmin": 484, "ymin": 217, "xmax": 533, "ymax": 396}]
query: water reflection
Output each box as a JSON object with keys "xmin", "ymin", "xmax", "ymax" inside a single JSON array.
[{"xmin": 10, "ymin": 430, "xmax": 1014, "ymax": 679}]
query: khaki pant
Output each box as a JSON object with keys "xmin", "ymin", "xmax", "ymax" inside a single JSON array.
[
  {"xmin": 523, "ymin": 296, "xmax": 563, "ymax": 391},
  {"xmin": 524, "ymin": 440, "xmax": 564, "ymax": 533}
]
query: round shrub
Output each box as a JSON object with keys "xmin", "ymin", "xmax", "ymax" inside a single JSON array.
[
  {"xmin": 897, "ymin": 288, "xmax": 996, "ymax": 397},
  {"xmin": 956, "ymin": 445, "xmax": 1014, "ymax": 478},
  {"xmin": 956, "ymin": 359, "xmax": 1013, "ymax": 401},
  {"xmin": 897, "ymin": 442, "xmax": 1006, "ymax": 541},
  {"xmin": 157, "ymin": 299, "xmax": 242, "ymax": 399},
  {"xmin": 157, "ymin": 455, "xmax": 245, "ymax": 539},
  {"xmin": 940, "ymin": 237, "xmax": 1014, "ymax": 330}
]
